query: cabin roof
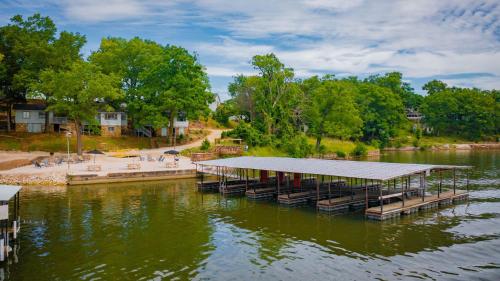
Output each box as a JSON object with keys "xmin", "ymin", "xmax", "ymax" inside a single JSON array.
[
  {"xmin": 13, "ymin": 104, "xmax": 47, "ymax": 111},
  {"xmin": 0, "ymin": 185, "xmax": 21, "ymax": 201},
  {"xmin": 196, "ymin": 156, "xmax": 471, "ymax": 181}
]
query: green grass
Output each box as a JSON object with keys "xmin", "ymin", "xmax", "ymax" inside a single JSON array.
[
  {"xmin": 306, "ymin": 137, "xmax": 377, "ymax": 155},
  {"xmin": 0, "ymin": 130, "xmax": 208, "ymax": 152},
  {"xmin": 244, "ymin": 146, "xmax": 288, "ymax": 157}
]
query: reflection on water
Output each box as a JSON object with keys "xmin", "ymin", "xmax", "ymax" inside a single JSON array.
[{"xmin": 3, "ymin": 150, "xmax": 500, "ymax": 280}]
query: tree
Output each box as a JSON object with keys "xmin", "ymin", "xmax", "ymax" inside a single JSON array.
[
  {"xmin": 303, "ymin": 77, "xmax": 363, "ymax": 151},
  {"xmin": 420, "ymin": 83, "xmax": 497, "ymax": 139},
  {"xmin": 367, "ymin": 72, "xmax": 423, "ymax": 109},
  {"xmin": 140, "ymin": 45, "xmax": 213, "ymax": 144},
  {"xmin": 423, "ymin": 80, "xmax": 447, "ymax": 95},
  {"xmin": 251, "ymin": 54, "xmax": 298, "ymax": 136},
  {"xmin": 40, "ymin": 61, "xmax": 122, "ymax": 154},
  {"xmin": 89, "ymin": 37, "xmax": 163, "ymax": 129},
  {"xmin": 228, "ymin": 75, "xmax": 260, "ymax": 122},
  {"xmin": 355, "ymin": 83, "xmax": 407, "ymax": 145}
]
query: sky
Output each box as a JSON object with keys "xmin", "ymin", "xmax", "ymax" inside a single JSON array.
[{"xmin": 1, "ymin": 0, "xmax": 499, "ymax": 99}]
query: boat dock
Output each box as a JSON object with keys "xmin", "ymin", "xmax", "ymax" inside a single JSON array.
[{"xmin": 195, "ymin": 156, "xmax": 471, "ymax": 221}]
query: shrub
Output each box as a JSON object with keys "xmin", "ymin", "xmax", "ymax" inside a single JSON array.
[
  {"xmin": 335, "ymin": 150, "xmax": 346, "ymax": 158},
  {"xmin": 200, "ymin": 139, "xmax": 210, "ymax": 151},
  {"xmin": 350, "ymin": 142, "xmax": 368, "ymax": 157},
  {"xmin": 283, "ymin": 135, "xmax": 312, "ymax": 158},
  {"xmin": 225, "ymin": 122, "xmax": 263, "ymax": 146}
]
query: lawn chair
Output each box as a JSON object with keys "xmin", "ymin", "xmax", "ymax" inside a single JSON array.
[
  {"xmin": 55, "ymin": 158, "xmax": 63, "ymax": 165},
  {"xmin": 33, "ymin": 161, "xmax": 42, "ymax": 168},
  {"xmin": 158, "ymin": 155, "xmax": 165, "ymax": 162},
  {"xmin": 139, "ymin": 155, "xmax": 146, "ymax": 161},
  {"xmin": 147, "ymin": 155, "xmax": 155, "ymax": 162},
  {"xmin": 42, "ymin": 159, "xmax": 50, "ymax": 167}
]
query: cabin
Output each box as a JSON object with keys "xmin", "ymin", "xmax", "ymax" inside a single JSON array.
[
  {"xmin": 13, "ymin": 104, "xmax": 70, "ymax": 133},
  {"xmin": 98, "ymin": 112, "xmax": 128, "ymax": 137}
]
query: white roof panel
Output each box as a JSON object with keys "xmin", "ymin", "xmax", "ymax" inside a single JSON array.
[
  {"xmin": 0, "ymin": 185, "xmax": 21, "ymax": 201},
  {"xmin": 196, "ymin": 156, "xmax": 470, "ymax": 181}
]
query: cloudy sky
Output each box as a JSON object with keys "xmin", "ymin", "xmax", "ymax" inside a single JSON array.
[{"xmin": 1, "ymin": 0, "xmax": 499, "ymax": 98}]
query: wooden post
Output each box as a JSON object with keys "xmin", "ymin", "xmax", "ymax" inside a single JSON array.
[
  {"xmin": 0, "ymin": 238, "xmax": 3, "ymax": 262},
  {"xmin": 13, "ymin": 221, "xmax": 17, "ymax": 240},
  {"xmin": 453, "ymin": 169, "xmax": 456, "ymax": 195},
  {"xmin": 287, "ymin": 173, "xmax": 290, "ymax": 198},
  {"xmin": 337, "ymin": 177, "xmax": 341, "ymax": 198}
]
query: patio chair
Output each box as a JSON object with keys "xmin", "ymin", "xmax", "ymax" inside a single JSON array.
[
  {"xmin": 147, "ymin": 155, "xmax": 155, "ymax": 162},
  {"xmin": 158, "ymin": 155, "xmax": 165, "ymax": 162},
  {"xmin": 139, "ymin": 155, "xmax": 146, "ymax": 161},
  {"xmin": 55, "ymin": 158, "xmax": 63, "ymax": 165},
  {"xmin": 33, "ymin": 161, "xmax": 42, "ymax": 168}
]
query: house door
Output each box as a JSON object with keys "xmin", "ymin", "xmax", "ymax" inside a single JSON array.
[{"xmin": 161, "ymin": 127, "xmax": 167, "ymax": 137}]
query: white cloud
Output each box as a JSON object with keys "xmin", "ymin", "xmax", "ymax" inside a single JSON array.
[{"xmin": 62, "ymin": 0, "xmax": 147, "ymax": 22}]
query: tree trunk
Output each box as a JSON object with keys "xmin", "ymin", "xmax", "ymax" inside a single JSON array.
[
  {"xmin": 168, "ymin": 111, "xmax": 176, "ymax": 146},
  {"xmin": 7, "ymin": 104, "xmax": 12, "ymax": 132},
  {"xmin": 75, "ymin": 120, "xmax": 83, "ymax": 155},
  {"xmin": 44, "ymin": 111, "xmax": 50, "ymax": 133},
  {"xmin": 316, "ymin": 135, "xmax": 322, "ymax": 152}
]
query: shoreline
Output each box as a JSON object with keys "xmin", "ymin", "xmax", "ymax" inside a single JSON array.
[{"xmin": 382, "ymin": 142, "xmax": 499, "ymax": 151}]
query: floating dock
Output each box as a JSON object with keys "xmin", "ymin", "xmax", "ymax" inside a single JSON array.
[{"xmin": 195, "ymin": 156, "xmax": 471, "ymax": 220}]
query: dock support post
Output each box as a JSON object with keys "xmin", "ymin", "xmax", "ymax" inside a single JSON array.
[
  {"xmin": 277, "ymin": 171, "xmax": 281, "ymax": 195},
  {"xmin": 13, "ymin": 221, "xmax": 16, "ymax": 240},
  {"xmin": 200, "ymin": 165, "xmax": 204, "ymax": 189},
  {"xmin": 422, "ymin": 173, "xmax": 426, "ymax": 202},
  {"xmin": 453, "ymin": 169, "xmax": 456, "ymax": 195},
  {"xmin": 365, "ymin": 179, "xmax": 368, "ymax": 209},
  {"xmin": 438, "ymin": 171, "xmax": 442, "ymax": 198},
  {"xmin": 287, "ymin": 173, "xmax": 290, "ymax": 198},
  {"xmin": 401, "ymin": 177, "xmax": 405, "ymax": 207},
  {"xmin": 379, "ymin": 180, "xmax": 383, "ymax": 213},
  {"xmin": 350, "ymin": 178, "xmax": 353, "ymax": 201},
  {"xmin": 0, "ymin": 238, "xmax": 3, "ymax": 262},
  {"xmin": 316, "ymin": 175, "xmax": 320, "ymax": 202},
  {"xmin": 466, "ymin": 170, "xmax": 470, "ymax": 192},
  {"xmin": 328, "ymin": 176, "xmax": 332, "ymax": 204},
  {"xmin": 245, "ymin": 169, "xmax": 249, "ymax": 191}
]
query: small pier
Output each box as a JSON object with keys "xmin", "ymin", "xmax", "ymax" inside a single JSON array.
[
  {"xmin": 195, "ymin": 156, "xmax": 471, "ymax": 220},
  {"xmin": 0, "ymin": 185, "xmax": 21, "ymax": 262}
]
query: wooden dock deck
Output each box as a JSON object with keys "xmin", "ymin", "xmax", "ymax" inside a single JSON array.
[{"xmin": 365, "ymin": 190, "xmax": 469, "ymax": 220}]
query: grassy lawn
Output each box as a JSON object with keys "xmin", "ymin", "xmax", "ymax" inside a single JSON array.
[
  {"xmin": 0, "ymin": 129, "xmax": 208, "ymax": 152},
  {"xmin": 306, "ymin": 137, "xmax": 377, "ymax": 155}
]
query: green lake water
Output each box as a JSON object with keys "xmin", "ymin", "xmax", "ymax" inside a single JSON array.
[{"xmin": 3, "ymin": 150, "xmax": 500, "ymax": 280}]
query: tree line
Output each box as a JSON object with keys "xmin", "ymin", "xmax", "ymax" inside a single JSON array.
[
  {"xmin": 0, "ymin": 14, "xmax": 214, "ymax": 154},
  {"xmin": 216, "ymin": 54, "xmax": 498, "ymax": 156}
]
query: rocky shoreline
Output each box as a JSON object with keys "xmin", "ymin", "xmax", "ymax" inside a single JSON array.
[
  {"xmin": 383, "ymin": 142, "xmax": 500, "ymax": 151},
  {"xmin": 0, "ymin": 173, "xmax": 66, "ymax": 186}
]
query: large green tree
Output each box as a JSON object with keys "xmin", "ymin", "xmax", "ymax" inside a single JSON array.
[
  {"xmin": 0, "ymin": 13, "xmax": 86, "ymax": 131},
  {"xmin": 140, "ymin": 45, "xmax": 213, "ymax": 144},
  {"xmin": 366, "ymin": 72, "xmax": 423, "ymax": 109},
  {"xmin": 355, "ymin": 82, "xmax": 407, "ymax": 145},
  {"xmin": 40, "ymin": 61, "xmax": 122, "ymax": 154},
  {"xmin": 303, "ymin": 76, "xmax": 363, "ymax": 150},
  {"xmin": 89, "ymin": 37, "xmax": 163, "ymax": 128}
]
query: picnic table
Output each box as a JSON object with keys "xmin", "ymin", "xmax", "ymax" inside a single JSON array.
[
  {"xmin": 127, "ymin": 163, "xmax": 141, "ymax": 170},
  {"xmin": 87, "ymin": 165, "xmax": 102, "ymax": 172}
]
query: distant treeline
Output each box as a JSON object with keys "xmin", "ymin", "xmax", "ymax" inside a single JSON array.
[{"xmin": 216, "ymin": 54, "xmax": 499, "ymax": 154}]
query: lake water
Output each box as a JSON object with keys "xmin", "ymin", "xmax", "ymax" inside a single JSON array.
[{"xmin": 4, "ymin": 150, "xmax": 500, "ymax": 280}]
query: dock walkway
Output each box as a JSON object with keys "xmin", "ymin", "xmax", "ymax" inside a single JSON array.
[{"xmin": 365, "ymin": 190, "xmax": 468, "ymax": 220}]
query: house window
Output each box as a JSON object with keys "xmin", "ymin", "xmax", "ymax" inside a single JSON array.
[
  {"xmin": 104, "ymin": 113, "xmax": 118, "ymax": 120},
  {"xmin": 22, "ymin": 112, "xmax": 30, "ymax": 119},
  {"xmin": 108, "ymin": 127, "xmax": 115, "ymax": 132},
  {"xmin": 38, "ymin": 112, "xmax": 45, "ymax": 119}
]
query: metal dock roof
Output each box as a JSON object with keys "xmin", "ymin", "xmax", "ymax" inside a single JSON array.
[
  {"xmin": 196, "ymin": 156, "xmax": 471, "ymax": 181},
  {"xmin": 0, "ymin": 185, "xmax": 21, "ymax": 201}
]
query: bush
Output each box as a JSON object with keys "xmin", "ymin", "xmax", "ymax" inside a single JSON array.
[
  {"xmin": 225, "ymin": 122, "xmax": 263, "ymax": 146},
  {"xmin": 200, "ymin": 139, "xmax": 210, "ymax": 151},
  {"xmin": 335, "ymin": 150, "xmax": 346, "ymax": 158},
  {"xmin": 350, "ymin": 142, "xmax": 368, "ymax": 157},
  {"xmin": 282, "ymin": 135, "xmax": 312, "ymax": 158}
]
